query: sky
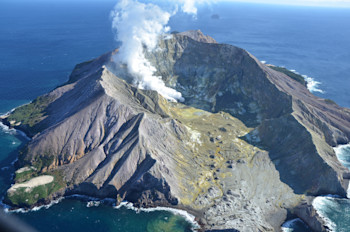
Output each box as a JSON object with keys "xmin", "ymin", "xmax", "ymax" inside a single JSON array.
[
  {"xmin": 4, "ymin": 0, "xmax": 350, "ymax": 8},
  {"xmin": 224, "ymin": 0, "xmax": 350, "ymax": 7}
]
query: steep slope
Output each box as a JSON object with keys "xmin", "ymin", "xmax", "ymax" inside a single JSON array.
[
  {"xmin": 3, "ymin": 30, "xmax": 350, "ymax": 231},
  {"xmin": 145, "ymin": 30, "xmax": 350, "ymax": 195}
]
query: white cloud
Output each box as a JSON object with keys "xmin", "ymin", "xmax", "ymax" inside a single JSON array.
[{"xmin": 178, "ymin": 0, "xmax": 212, "ymax": 14}]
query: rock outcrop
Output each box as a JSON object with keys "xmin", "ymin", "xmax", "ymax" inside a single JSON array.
[{"xmin": 3, "ymin": 30, "xmax": 350, "ymax": 231}]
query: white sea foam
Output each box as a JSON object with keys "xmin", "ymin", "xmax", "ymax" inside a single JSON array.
[
  {"xmin": 114, "ymin": 201, "xmax": 200, "ymax": 231},
  {"xmin": 31, "ymin": 197, "xmax": 64, "ymax": 212},
  {"xmin": 0, "ymin": 105, "xmax": 31, "ymax": 140},
  {"xmin": 312, "ymin": 196, "xmax": 337, "ymax": 232},
  {"xmin": 270, "ymin": 65, "xmax": 324, "ymax": 93},
  {"xmin": 334, "ymin": 144, "xmax": 350, "ymax": 163},
  {"xmin": 141, "ymin": 206, "xmax": 200, "ymax": 230},
  {"xmin": 301, "ymin": 75, "xmax": 324, "ymax": 93},
  {"xmin": 3, "ymin": 193, "xmax": 199, "ymax": 230},
  {"xmin": 0, "ymin": 122, "xmax": 16, "ymax": 135},
  {"xmin": 281, "ymin": 218, "xmax": 304, "ymax": 232},
  {"xmin": 86, "ymin": 201, "xmax": 101, "ymax": 208},
  {"xmin": 0, "ymin": 120, "xmax": 30, "ymax": 140},
  {"xmin": 334, "ymin": 144, "xmax": 350, "ymax": 198},
  {"xmin": 272, "ymin": 66, "xmax": 324, "ymax": 93},
  {"xmin": 4, "ymin": 197, "xmax": 64, "ymax": 213},
  {"xmin": 261, "ymin": 60, "xmax": 266, "ymax": 64}
]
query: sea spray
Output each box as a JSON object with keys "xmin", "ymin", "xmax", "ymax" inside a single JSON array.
[
  {"xmin": 281, "ymin": 218, "xmax": 310, "ymax": 232},
  {"xmin": 312, "ymin": 196, "xmax": 350, "ymax": 232},
  {"xmin": 114, "ymin": 201, "xmax": 200, "ymax": 231},
  {"xmin": 287, "ymin": 69, "xmax": 324, "ymax": 93},
  {"xmin": 0, "ymin": 119, "xmax": 30, "ymax": 141},
  {"xmin": 302, "ymin": 75, "xmax": 324, "ymax": 94},
  {"xmin": 0, "ymin": 103, "xmax": 32, "ymax": 140},
  {"xmin": 312, "ymin": 196, "xmax": 337, "ymax": 232},
  {"xmin": 6, "ymin": 193, "xmax": 199, "ymax": 231},
  {"xmin": 0, "ymin": 122, "xmax": 16, "ymax": 135},
  {"xmin": 3, "ymin": 197, "xmax": 64, "ymax": 214},
  {"xmin": 264, "ymin": 63, "xmax": 324, "ymax": 94},
  {"xmin": 334, "ymin": 144, "xmax": 350, "ymax": 199},
  {"xmin": 334, "ymin": 144, "xmax": 350, "ymax": 170}
]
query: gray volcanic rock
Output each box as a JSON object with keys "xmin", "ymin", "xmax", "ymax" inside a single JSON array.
[
  {"xmin": 4, "ymin": 30, "xmax": 350, "ymax": 231},
  {"xmin": 146, "ymin": 30, "xmax": 350, "ymax": 192}
]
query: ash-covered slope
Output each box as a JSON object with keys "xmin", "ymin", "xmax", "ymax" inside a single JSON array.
[
  {"xmin": 3, "ymin": 30, "xmax": 350, "ymax": 231},
  {"xmin": 145, "ymin": 30, "xmax": 350, "ymax": 195}
]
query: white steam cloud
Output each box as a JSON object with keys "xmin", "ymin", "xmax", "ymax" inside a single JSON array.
[{"xmin": 111, "ymin": 0, "xmax": 208, "ymax": 102}]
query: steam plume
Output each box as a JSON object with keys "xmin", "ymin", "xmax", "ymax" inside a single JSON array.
[{"xmin": 111, "ymin": 0, "xmax": 208, "ymax": 102}]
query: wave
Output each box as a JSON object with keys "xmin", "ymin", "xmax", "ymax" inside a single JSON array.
[
  {"xmin": 281, "ymin": 218, "xmax": 305, "ymax": 232},
  {"xmin": 3, "ymin": 197, "xmax": 64, "ymax": 214},
  {"xmin": 0, "ymin": 104, "xmax": 31, "ymax": 140},
  {"xmin": 114, "ymin": 201, "xmax": 200, "ymax": 231},
  {"xmin": 5, "ymin": 197, "xmax": 64, "ymax": 213},
  {"xmin": 312, "ymin": 196, "xmax": 337, "ymax": 232},
  {"xmin": 0, "ymin": 121, "xmax": 30, "ymax": 141},
  {"xmin": 3, "ymin": 193, "xmax": 200, "ymax": 231},
  {"xmin": 301, "ymin": 75, "xmax": 324, "ymax": 93},
  {"xmin": 268, "ymin": 64, "xmax": 324, "ymax": 94},
  {"xmin": 277, "ymin": 67, "xmax": 324, "ymax": 93},
  {"xmin": 0, "ymin": 121, "xmax": 16, "ymax": 135},
  {"xmin": 86, "ymin": 201, "xmax": 101, "ymax": 208},
  {"xmin": 334, "ymin": 144, "xmax": 350, "ymax": 158},
  {"xmin": 333, "ymin": 144, "xmax": 350, "ymax": 186},
  {"xmin": 2, "ymin": 194, "xmax": 110, "ymax": 214}
]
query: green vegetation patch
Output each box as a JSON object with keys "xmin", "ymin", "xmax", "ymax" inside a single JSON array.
[
  {"xmin": 7, "ymin": 95, "xmax": 54, "ymax": 135},
  {"xmin": 16, "ymin": 148, "xmax": 56, "ymax": 173},
  {"xmin": 14, "ymin": 168, "xmax": 35, "ymax": 183},
  {"xmin": 324, "ymin": 98, "xmax": 337, "ymax": 105},
  {"xmin": 6, "ymin": 171, "xmax": 65, "ymax": 207},
  {"xmin": 66, "ymin": 59, "xmax": 94, "ymax": 84},
  {"xmin": 32, "ymin": 154, "xmax": 55, "ymax": 171},
  {"xmin": 269, "ymin": 66, "xmax": 306, "ymax": 86}
]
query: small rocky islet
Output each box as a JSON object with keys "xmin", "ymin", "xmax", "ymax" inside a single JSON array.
[{"xmin": 2, "ymin": 30, "xmax": 350, "ymax": 231}]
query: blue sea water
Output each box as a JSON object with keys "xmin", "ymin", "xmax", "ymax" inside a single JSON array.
[
  {"xmin": 310, "ymin": 145, "xmax": 350, "ymax": 232},
  {"xmin": 13, "ymin": 199, "xmax": 194, "ymax": 232},
  {"xmin": 1, "ymin": 1, "xmax": 350, "ymax": 231}
]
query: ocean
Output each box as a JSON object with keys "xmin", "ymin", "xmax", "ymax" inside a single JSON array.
[{"xmin": 1, "ymin": 1, "xmax": 350, "ymax": 231}]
